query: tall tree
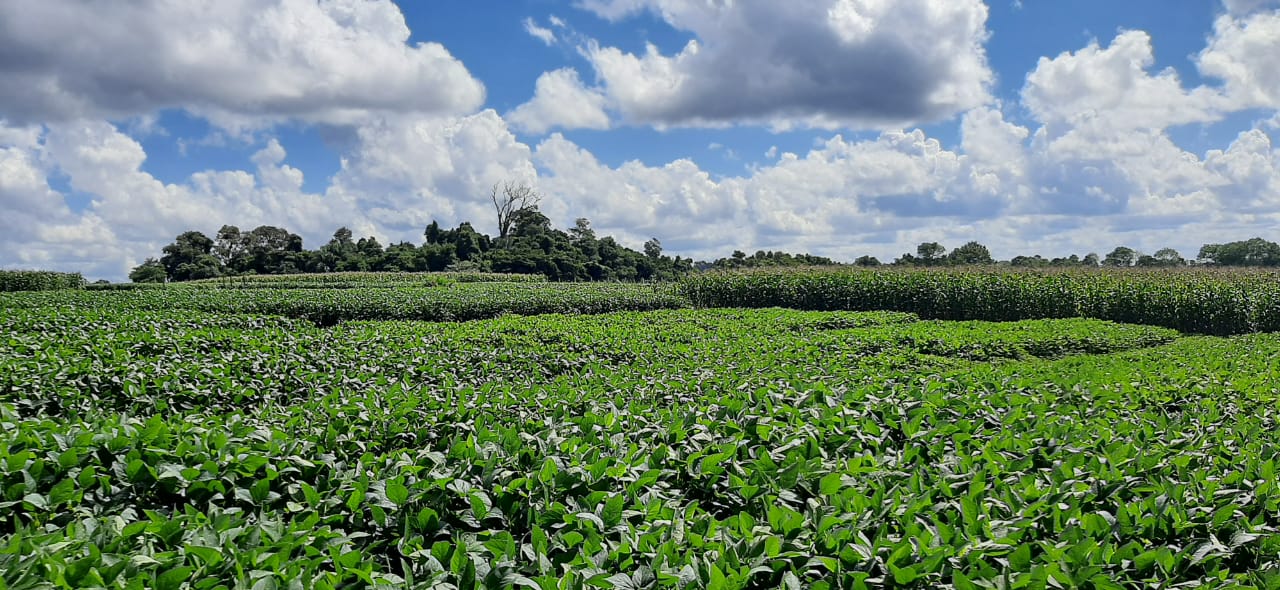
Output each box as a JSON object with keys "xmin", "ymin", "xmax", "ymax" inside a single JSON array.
[
  {"xmin": 916, "ymin": 242, "xmax": 947, "ymax": 266},
  {"xmin": 237, "ymin": 225, "xmax": 303, "ymax": 274},
  {"xmin": 423, "ymin": 221, "xmax": 444, "ymax": 245},
  {"xmin": 160, "ymin": 231, "xmax": 221, "ymax": 281},
  {"xmin": 1152, "ymin": 247, "xmax": 1186, "ymax": 266},
  {"xmin": 569, "ymin": 218, "xmax": 596, "ymax": 242},
  {"xmin": 452, "ymin": 222, "xmax": 488, "ymax": 261},
  {"xmin": 491, "ymin": 181, "xmax": 541, "ymax": 243},
  {"xmin": 1053, "ymin": 254, "xmax": 1082, "ymax": 266},
  {"xmin": 329, "ymin": 227, "xmax": 354, "ymax": 250},
  {"xmin": 1103, "ymin": 246, "xmax": 1139, "ymax": 267},
  {"xmin": 1010, "ymin": 255, "xmax": 1048, "ymax": 267},
  {"xmin": 128, "ymin": 257, "xmax": 167, "ymax": 283},
  {"xmin": 644, "ymin": 238, "xmax": 663, "ymax": 259},
  {"xmin": 947, "ymin": 241, "xmax": 994, "ymax": 265},
  {"xmin": 214, "ymin": 225, "xmax": 245, "ymax": 267},
  {"xmin": 356, "ymin": 236, "xmax": 384, "ymax": 258},
  {"xmin": 510, "ymin": 208, "xmax": 552, "ymax": 238}
]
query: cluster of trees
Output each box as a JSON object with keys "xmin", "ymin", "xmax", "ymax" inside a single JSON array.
[
  {"xmin": 891, "ymin": 241, "xmax": 1181, "ymax": 268},
  {"xmin": 131, "ymin": 219, "xmax": 694, "ymax": 283},
  {"xmin": 693, "ymin": 238, "xmax": 1280, "ymax": 270},
  {"xmin": 130, "ymin": 225, "xmax": 317, "ymax": 283},
  {"xmin": 703, "ymin": 250, "xmax": 841, "ymax": 270},
  {"xmin": 131, "ymin": 183, "xmax": 696, "ymax": 283},
  {"xmin": 892, "ymin": 241, "xmax": 995, "ymax": 266},
  {"xmin": 1004, "ymin": 248, "xmax": 1178, "ymax": 268},
  {"xmin": 885, "ymin": 238, "xmax": 1280, "ymax": 268},
  {"xmin": 1098, "ymin": 246, "xmax": 1187, "ymax": 267},
  {"xmin": 1198, "ymin": 237, "xmax": 1280, "ymax": 266},
  {"xmin": 133, "ymin": 231, "xmax": 1280, "ymax": 283}
]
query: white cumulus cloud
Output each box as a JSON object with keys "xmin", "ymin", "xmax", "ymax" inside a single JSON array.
[
  {"xmin": 572, "ymin": 0, "xmax": 993, "ymax": 130},
  {"xmin": 327, "ymin": 110, "xmax": 538, "ymax": 237},
  {"xmin": 0, "ymin": 111, "xmax": 539, "ymax": 279},
  {"xmin": 506, "ymin": 69, "xmax": 612, "ymax": 134},
  {"xmin": 1023, "ymin": 31, "xmax": 1223, "ymax": 132},
  {"xmin": 1198, "ymin": 8, "xmax": 1280, "ymax": 112},
  {"xmin": 0, "ymin": 0, "xmax": 485, "ymax": 129}
]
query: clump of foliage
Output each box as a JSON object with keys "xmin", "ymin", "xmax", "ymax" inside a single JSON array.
[
  {"xmin": 893, "ymin": 241, "xmax": 996, "ymax": 266},
  {"xmin": 1198, "ymin": 237, "xmax": 1280, "ymax": 266}
]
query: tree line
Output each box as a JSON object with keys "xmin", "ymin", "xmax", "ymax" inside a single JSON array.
[
  {"xmin": 132, "ymin": 228, "xmax": 1280, "ymax": 283},
  {"xmin": 126, "ymin": 183, "xmax": 1280, "ymax": 282},
  {"xmin": 883, "ymin": 238, "xmax": 1280, "ymax": 268},
  {"xmin": 129, "ymin": 219, "xmax": 695, "ymax": 283},
  {"xmin": 131, "ymin": 183, "xmax": 701, "ymax": 283}
]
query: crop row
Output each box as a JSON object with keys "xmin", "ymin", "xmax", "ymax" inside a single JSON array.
[
  {"xmin": 13, "ymin": 267, "xmax": 1280, "ymax": 335},
  {"xmin": 0, "ymin": 307, "xmax": 1180, "ymax": 418},
  {"xmin": 5, "ymin": 305, "xmax": 1278, "ymax": 587},
  {"xmin": 6, "ymin": 283, "xmax": 688, "ymax": 325},
  {"xmin": 0, "ymin": 270, "xmax": 86, "ymax": 292},
  {"xmin": 87, "ymin": 271, "xmax": 547, "ymax": 291},
  {"xmin": 18, "ymin": 266, "xmax": 1280, "ymax": 334},
  {"xmin": 680, "ymin": 267, "xmax": 1280, "ymax": 335},
  {"xmin": 185, "ymin": 271, "xmax": 548, "ymax": 287}
]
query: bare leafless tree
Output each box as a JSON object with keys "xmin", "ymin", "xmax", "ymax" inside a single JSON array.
[{"xmin": 491, "ymin": 180, "xmax": 542, "ymax": 242}]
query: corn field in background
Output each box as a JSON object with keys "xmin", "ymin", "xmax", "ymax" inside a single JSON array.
[{"xmin": 680, "ymin": 267, "xmax": 1280, "ymax": 335}]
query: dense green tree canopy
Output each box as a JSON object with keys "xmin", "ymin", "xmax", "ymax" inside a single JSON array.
[
  {"xmin": 1199, "ymin": 238, "xmax": 1280, "ymax": 266},
  {"xmin": 160, "ymin": 231, "xmax": 221, "ymax": 281},
  {"xmin": 127, "ymin": 257, "xmax": 167, "ymax": 283},
  {"xmin": 916, "ymin": 242, "xmax": 947, "ymax": 265},
  {"xmin": 705, "ymin": 250, "xmax": 839, "ymax": 270},
  {"xmin": 947, "ymin": 241, "xmax": 994, "ymax": 265},
  {"xmin": 132, "ymin": 221, "xmax": 1279, "ymax": 284},
  {"xmin": 134, "ymin": 214, "xmax": 693, "ymax": 283},
  {"xmin": 1104, "ymin": 246, "xmax": 1139, "ymax": 267}
]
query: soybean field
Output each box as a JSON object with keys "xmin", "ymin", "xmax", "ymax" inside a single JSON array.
[{"xmin": 2, "ymin": 270, "xmax": 1280, "ymax": 589}]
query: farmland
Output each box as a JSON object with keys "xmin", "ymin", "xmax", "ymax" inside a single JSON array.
[{"xmin": 2, "ymin": 270, "xmax": 1280, "ymax": 588}]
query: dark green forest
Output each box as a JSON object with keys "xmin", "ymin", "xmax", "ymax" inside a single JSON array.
[{"xmin": 131, "ymin": 214, "xmax": 693, "ymax": 283}]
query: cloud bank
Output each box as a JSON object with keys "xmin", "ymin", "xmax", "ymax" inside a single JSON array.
[
  {"xmin": 2, "ymin": 0, "xmax": 1280, "ymax": 280},
  {"xmin": 0, "ymin": 0, "xmax": 485, "ymax": 129},
  {"xmin": 557, "ymin": 0, "xmax": 994, "ymax": 130}
]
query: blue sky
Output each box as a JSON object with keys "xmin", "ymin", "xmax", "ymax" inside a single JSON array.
[
  {"xmin": 2, "ymin": 0, "xmax": 1279, "ymax": 279},
  {"xmin": 134, "ymin": 0, "xmax": 1238, "ymax": 180}
]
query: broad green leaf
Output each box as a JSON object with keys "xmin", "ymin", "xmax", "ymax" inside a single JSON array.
[
  {"xmin": 892, "ymin": 566, "xmax": 918, "ymax": 585},
  {"xmin": 385, "ymin": 481, "xmax": 409, "ymax": 507},
  {"xmin": 155, "ymin": 566, "xmax": 193, "ymax": 590},
  {"xmin": 819, "ymin": 473, "xmax": 843, "ymax": 496}
]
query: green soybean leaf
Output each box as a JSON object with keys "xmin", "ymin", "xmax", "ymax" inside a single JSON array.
[
  {"xmin": 385, "ymin": 481, "xmax": 409, "ymax": 507},
  {"xmin": 155, "ymin": 566, "xmax": 193, "ymax": 590}
]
